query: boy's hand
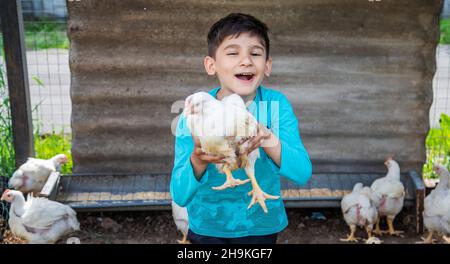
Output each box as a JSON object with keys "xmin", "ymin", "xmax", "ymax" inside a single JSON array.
[
  {"xmin": 191, "ymin": 136, "xmax": 225, "ymax": 165},
  {"xmin": 190, "ymin": 136, "xmax": 225, "ymax": 179},
  {"xmin": 241, "ymin": 124, "xmax": 272, "ymax": 155}
]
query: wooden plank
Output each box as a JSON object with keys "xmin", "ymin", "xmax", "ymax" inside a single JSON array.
[
  {"xmin": 0, "ymin": 0, "xmax": 34, "ymax": 167},
  {"xmin": 329, "ymin": 174, "xmax": 343, "ymax": 197}
]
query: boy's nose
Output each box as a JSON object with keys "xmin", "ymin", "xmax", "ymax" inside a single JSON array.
[{"xmin": 240, "ymin": 55, "xmax": 253, "ymax": 66}]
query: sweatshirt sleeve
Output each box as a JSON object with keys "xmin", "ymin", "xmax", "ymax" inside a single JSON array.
[
  {"xmin": 269, "ymin": 94, "xmax": 312, "ymax": 185},
  {"xmin": 170, "ymin": 115, "xmax": 209, "ymax": 207}
]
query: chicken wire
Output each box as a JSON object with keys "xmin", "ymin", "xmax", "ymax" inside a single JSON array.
[
  {"xmin": 21, "ymin": 0, "xmax": 71, "ymax": 135},
  {"xmin": 426, "ymin": 44, "xmax": 450, "ymax": 176}
]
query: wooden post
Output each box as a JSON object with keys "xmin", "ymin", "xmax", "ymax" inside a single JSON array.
[{"xmin": 0, "ymin": 0, "xmax": 35, "ymax": 168}]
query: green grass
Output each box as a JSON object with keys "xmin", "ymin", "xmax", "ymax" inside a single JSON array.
[
  {"xmin": 0, "ymin": 55, "xmax": 15, "ymax": 178},
  {"xmin": 34, "ymin": 129, "xmax": 72, "ymax": 175},
  {"xmin": 0, "ymin": 19, "xmax": 69, "ymax": 51},
  {"xmin": 423, "ymin": 113, "xmax": 450, "ymax": 179},
  {"xmin": 440, "ymin": 18, "xmax": 450, "ymax": 44}
]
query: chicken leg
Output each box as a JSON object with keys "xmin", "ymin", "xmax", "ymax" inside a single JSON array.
[
  {"xmin": 244, "ymin": 152, "xmax": 279, "ymax": 213},
  {"xmin": 386, "ymin": 216, "xmax": 404, "ymax": 236},
  {"xmin": 212, "ymin": 169, "xmax": 250, "ymax": 190},
  {"xmin": 373, "ymin": 217, "xmax": 382, "ymax": 235},
  {"xmin": 340, "ymin": 225, "xmax": 359, "ymax": 242},
  {"xmin": 177, "ymin": 233, "xmax": 190, "ymax": 244}
]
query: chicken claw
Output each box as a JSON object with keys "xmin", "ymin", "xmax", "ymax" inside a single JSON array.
[
  {"xmin": 212, "ymin": 169, "xmax": 250, "ymax": 190},
  {"xmin": 340, "ymin": 225, "xmax": 359, "ymax": 242},
  {"xmin": 416, "ymin": 231, "xmax": 436, "ymax": 244},
  {"xmin": 247, "ymin": 186, "xmax": 279, "ymax": 213},
  {"xmin": 177, "ymin": 233, "xmax": 191, "ymax": 244},
  {"xmin": 386, "ymin": 218, "xmax": 404, "ymax": 237},
  {"xmin": 442, "ymin": 235, "xmax": 450, "ymax": 244},
  {"xmin": 212, "ymin": 178, "xmax": 251, "ymax": 190}
]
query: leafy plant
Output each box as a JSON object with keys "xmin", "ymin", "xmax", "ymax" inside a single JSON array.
[
  {"xmin": 0, "ymin": 54, "xmax": 15, "ymax": 178},
  {"xmin": 34, "ymin": 127, "xmax": 72, "ymax": 175},
  {"xmin": 441, "ymin": 18, "xmax": 450, "ymax": 44},
  {"xmin": 0, "ymin": 19, "xmax": 69, "ymax": 51},
  {"xmin": 423, "ymin": 113, "xmax": 450, "ymax": 179}
]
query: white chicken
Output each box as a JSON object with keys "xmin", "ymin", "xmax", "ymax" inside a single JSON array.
[
  {"xmin": 8, "ymin": 154, "xmax": 68, "ymax": 194},
  {"xmin": 171, "ymin": 200, "xmax": 189, "ymax": 244},
  {"xmin": 341, "ymin": 183, "xmax": 378, "ymax": 243},
  {"xmin": 419, "ymin": 163, "xmax": 450, "ymax": 244},
  {"xmin": 184, "ymin": 92, "xmax": 279, "ymax": 213},
  {"xmin": 370, "ymin": 157, "xmax": 405, "ymax": 236},
  {"xmin": 0, "ymin": 189, "xmax": 79, "ymax": 244}
]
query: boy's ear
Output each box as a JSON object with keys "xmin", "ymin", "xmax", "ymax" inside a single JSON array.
[
  {"xmin": 264, "ymin": 57, "xmax": 273, "ymax": 77},
  {"xmin": 204, "ymin": 56, "xmax": 216, "ymax": 75}
]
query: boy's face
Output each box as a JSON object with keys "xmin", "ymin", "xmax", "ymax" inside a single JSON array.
[{"xmin": 204, "ymin": 32, "xmax": 272, "ymax": 98}]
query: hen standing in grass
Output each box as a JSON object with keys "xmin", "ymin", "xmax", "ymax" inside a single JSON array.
[
  {"xmin": 370, "ymin": 157, "xmax": 405, "ymax": 236},
  {"xmin": 8, "ymin": 154, "xmax": 68, "ymax": 194}
]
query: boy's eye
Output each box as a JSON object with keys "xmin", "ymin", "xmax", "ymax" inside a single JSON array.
[
  {"xmin": 252, "ymin": 53, "xmax": 262, "ymax": 56},
  {"xmin": 227, "ymin": 52, "xmax": 238, "ymax": 55}
]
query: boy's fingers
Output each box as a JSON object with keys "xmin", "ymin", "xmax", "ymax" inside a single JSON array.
[
  {"xmin": 194, "ymin": 148, "xmax": 204, "ymax": 155},
  {"xmin": 199, "ymin": 155, "xmax": 225, "ymax": 163}
]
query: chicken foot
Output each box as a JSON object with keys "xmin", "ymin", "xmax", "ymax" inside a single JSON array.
[
  {"xmin": 373, "ymin": 217, "xmax": 382, "ymax": 235},
  {"xmin": 212, "ymin": 169, "xmax": 250, "ymax": 190},
  {"xmin": 246, "ymin": 174, "xmax": 279, "ymax": 213},
  {"xmin": 386, "ymin": 216, "xmax": 404, "ymax": 236},
  {"xmin": 373, "ymin": 216, "xmax": 403, "ymax": 236},
  {"xmin": 177, "ymin": 233, "xmax": 190, "ymax": 244},
  {"xmin": 442, "ymin": 235, "xmax": 450, "ymax": 244},
  {"xmin": 416, "ymin": 231, "xmax": 436, "ymax": 244},
  {"xmin": 340, "ymin": 225, "xmax": 359, "ymax": 242}
]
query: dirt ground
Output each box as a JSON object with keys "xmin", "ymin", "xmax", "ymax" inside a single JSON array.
[{"xmin": 14, "ymin": 208, "xmax": 431, "ymax": 244}]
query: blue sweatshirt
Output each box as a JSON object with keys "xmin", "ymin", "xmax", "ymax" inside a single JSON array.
[{"xmin": 170, "ymin": 86, "xmax": 312, "ymax": 238}]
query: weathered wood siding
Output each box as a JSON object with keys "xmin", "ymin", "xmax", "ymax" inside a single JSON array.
[{"xmin": 68, "ymin": 0, "xmax": 442, "ymax": 175}]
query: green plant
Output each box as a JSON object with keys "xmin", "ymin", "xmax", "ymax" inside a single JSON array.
[
  {"xmin": 441, "ymin": 18, "xmax": 450, "ymax": 44},
  {"xmin": 0, "ymin": 19, "xmax": 69, "ymax": 51},
  {"xmin": 423, "ymin": 113, "xmax": 450, "ymax": 179},
  {"xmin": 34, "ymin": 127, "xmax": 72, "ymax": 175},
  {"xmin": 0, "ymin": 54, "xmax": 15, "ymax": 178}
]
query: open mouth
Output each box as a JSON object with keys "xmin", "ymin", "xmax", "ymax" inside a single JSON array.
[{"xmin": 235, "ymin": 73, "xmax": 255, "ymax": 82}]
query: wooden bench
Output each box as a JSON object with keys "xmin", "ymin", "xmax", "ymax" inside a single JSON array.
[{"xmin": 42, "ymin": 171, "xmax": 425, "ymax": 233}]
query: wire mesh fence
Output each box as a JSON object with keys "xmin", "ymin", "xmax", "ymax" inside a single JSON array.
[
  {"xmin": 0, "ymin": 0, "xmax": 72, "ymax": 177},
  {"xmin": 424, "ymin": 44, "xmax": 450, "ymax": 179},
  {"xmin": 21, "ymin": 0, "xmax": 71, "ymax": 135}
]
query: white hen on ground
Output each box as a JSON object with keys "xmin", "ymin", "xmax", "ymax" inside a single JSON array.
[
  {"xmin": 0, "ymin": 189, "xmax": 79, "ymax": 244},
  {"xmin": 171, "ymin": 200, "xmax": 189, "ymax": 244},
  {"xmin": 341, "ymin": 183, "xmax": 379, "ymax": 243},
  {"xmin": 184, "ymin": 92, "xmax": 279, "ymax": 213},
  {"xmin": 370, "ymin": 157, "xmax": 405, "ymax": 236},
  {"xmin": 8, "ymin": 154, "xmax": 68, "ymax": 194},
  {"xmin": 419, "ymin": 163, "xmax": 450, "ymax": 244}
]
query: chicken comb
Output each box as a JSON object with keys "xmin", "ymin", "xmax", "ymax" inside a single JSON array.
[
  {"xmin": 385, "ymin": 154, "xmax": 395, "ymax": 161},
  {"xmin": 2, "ymin": 189, "xmax": 10, "ymax": 195}
]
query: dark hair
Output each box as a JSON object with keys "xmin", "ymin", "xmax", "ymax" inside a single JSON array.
[{"xmin": 207, "ymin": 13, "xmax": 270, "ymax": 60}]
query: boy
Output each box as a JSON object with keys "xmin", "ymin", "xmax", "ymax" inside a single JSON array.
[{"xmin": 170, "ymin": 13, "xmax": 312, "ymax": 244}]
